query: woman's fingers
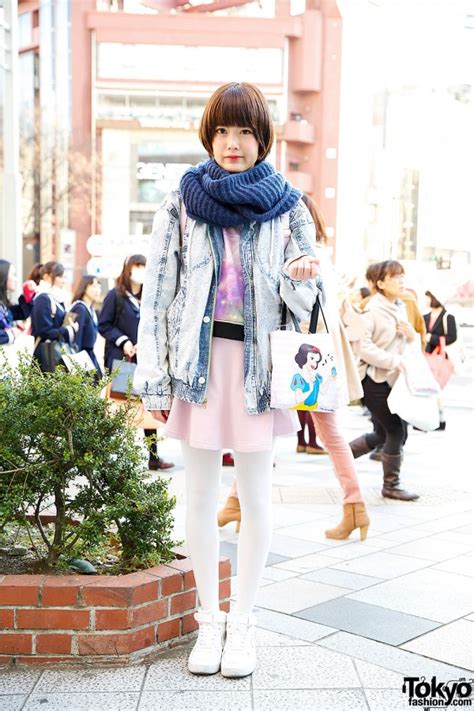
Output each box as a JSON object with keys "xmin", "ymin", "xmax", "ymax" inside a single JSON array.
[{"xmin": 289, "ymin": 256, "xmax": 319, "ymax": 281}]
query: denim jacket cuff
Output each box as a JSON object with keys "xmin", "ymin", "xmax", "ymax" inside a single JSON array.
[{"xmin": 142, "ymin": 393, "xmax": 173, "ymax": 411}]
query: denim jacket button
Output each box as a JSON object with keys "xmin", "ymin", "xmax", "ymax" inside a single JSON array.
[
  {"xmin": 203, "ymin": 316, "xmax": 210, "ymax": 323},
  {"xmin": 198, "ymin": 376, "xmax": 206, "ymax": 384}
]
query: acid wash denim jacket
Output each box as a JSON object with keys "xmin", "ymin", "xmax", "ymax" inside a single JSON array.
[{"xmin": 134, "ymin": 190, "xmax": 321, "ymax": 415}]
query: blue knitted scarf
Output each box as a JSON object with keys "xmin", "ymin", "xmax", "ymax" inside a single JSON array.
[{"xmin": 180, "ymin": 159, "xmax": 301, "ymax": 227}]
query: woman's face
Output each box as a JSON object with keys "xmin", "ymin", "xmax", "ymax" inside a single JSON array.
[
  {"xmin": 378, "ymin": 272, "xmax": 404, "ymax": 300},
  {"xmin": 85, "ymin": 278, "xmax": 101, "ymax": 302},
  {"xmin": 303, "ymin": 352, "xmax": 320, "ymax": 372},
  {"xmin": 212, "ymin": 125, "xmax": 260, "ymax": 173},
  {"xmin": 6, "ymin": 265, "xmax": 17, "ymax": 292},
  {"xmin": 130, "ymin": 264, "xmax": 146, "ymax": 285},
  {"xmin": 53, "ymin": 274, "xmax": 66, "ymax": 289}
]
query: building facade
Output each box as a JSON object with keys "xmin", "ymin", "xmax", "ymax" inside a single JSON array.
[{"xmin": 16, "ymin": 0, "xmax": 342, "ymax": 283}]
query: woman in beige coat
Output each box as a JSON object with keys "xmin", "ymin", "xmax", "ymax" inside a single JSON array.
[{"xmin": 218, "ymin": 196, "xmax": 370, "ymax": 542}]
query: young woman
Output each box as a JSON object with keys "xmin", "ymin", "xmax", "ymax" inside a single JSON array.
[
  {"xmin": 31, "ymin": 261, "xmax": 78, "ymax": 372},
  {"xmin": 349, "ymin": 260, "xmax": 419, "ymax": 501},
  {"xmin": 69, "ymin": 276, "xmax": 103, "ymax": 378},
  {"xmin": 134, "ymin": 82, "xmax": 320, "ymax": 678},
  {"xmin": 219, "ymin": 193, "xmax": 370, "ymax": 542},
  {"xmin": 98, "ymin": 255, "xmax": 173, "ymax": 471},
  {"xmin": 423, "ymin": 290, "xmax": 457, "ymax": 430},
  {"xmin": 22, "ymin": 263, "xmax": 43, "ymax": 305},
  {"xmin": 0, "ymin": 259, "xmax": 31, "ymax": 347}
]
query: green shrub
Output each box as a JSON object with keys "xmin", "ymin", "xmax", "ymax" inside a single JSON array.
[{"xmin": 0, "ymin": 358, "xmax": 178, "ymax": 571}]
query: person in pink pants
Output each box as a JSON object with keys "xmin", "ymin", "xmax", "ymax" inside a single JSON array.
[{"xmin": 218, "ymin": 195, "xmax": 370, "ymax": 541}]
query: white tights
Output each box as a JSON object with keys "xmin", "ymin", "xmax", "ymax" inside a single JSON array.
[{"xmin": 182, "ymin": 442, "xmax": 274, "ymax": 615}]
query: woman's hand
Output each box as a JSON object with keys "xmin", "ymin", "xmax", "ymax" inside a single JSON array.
[
  {"xmin": 151, "ymin": 409, "xmax": 170, "ymax": 424},
  {"xmin": 123, "ymin": 340, "xmax": 136, "ymax": 358},
  {"xmin": 396, "ymin": 321, "xmax": 416, "ymax": 343},
  {"xmin": 288, "ymin": 256, "xmax": 319, "ymax": 281}
]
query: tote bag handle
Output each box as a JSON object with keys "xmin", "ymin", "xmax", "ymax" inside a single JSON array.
[{"xmin": 281, "ymin": 295, "xmax": 328, "ymax": 335}]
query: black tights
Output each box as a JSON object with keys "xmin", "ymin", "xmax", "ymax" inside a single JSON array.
[{"xmin": 362, "ymin": 376, "xmax": 405, "ymax": 456}]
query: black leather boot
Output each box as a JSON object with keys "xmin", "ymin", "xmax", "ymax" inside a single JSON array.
[
  {"xmin": 381, "ymin": 453, "xmax": 419, "ymax": 501},
  {"xmin": 349, "ymin": 434, "xmax": 373, "ymax": 459}
]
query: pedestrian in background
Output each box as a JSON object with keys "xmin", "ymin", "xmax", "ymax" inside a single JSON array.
[
  {"xmin": 31, "ymin": 261, "xmax": 78, "ymax": 372},
  {"xmin": 69, "ymin": 275, "xmax": 103, "ymax": 379},
  {"xmin": 22, "ymin": 263, "xmax": 43, "ymax": 305},
  {"xmin": 98, "ymin": 255, "xmax": 174, "ymax": 471},
  {"xmin": 349, "ymin": 260, "xmax": 419, "ymax": 501},
  {"xmin": 135, "ymin": 82, "xmax": 320, "ymax": 679},
  {"xmin": 423, "ymin": 289, "xmax": 458, "ymax": 431},
  {"xmin": 0, "ymin": 259, "xmax": 31, "ymax": 347}
]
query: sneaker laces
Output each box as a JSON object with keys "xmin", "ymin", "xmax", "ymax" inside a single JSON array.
[
  {"xmin": 225, "ymin": 621, "xmax": 253, "ymax": 651},
  {"xmin": 194, "ymin": 620, "xmax": 223, "ymax": 651}
]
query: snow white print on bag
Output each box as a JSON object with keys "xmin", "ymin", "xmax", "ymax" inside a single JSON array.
[{"xmin": 270, "ymin": 296, "xmax": 341, "ymax": 413}]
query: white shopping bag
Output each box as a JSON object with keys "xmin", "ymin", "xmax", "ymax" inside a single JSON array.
[
  {"xmin": 270, "ymin": 297, "xmax": 341, "ymax": 413},
  {"xmin": 62, "ymin": 350, "xmax": 97, "ymax": 373},
  {"xmin": 0, "ymin": 334, "xmax": 35, "ymax": 371},
  {"xmin": 387, "ymin": 372, "xmax": 439, "ymax": 431}
]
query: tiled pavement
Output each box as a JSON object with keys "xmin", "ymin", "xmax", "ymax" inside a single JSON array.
[{"xmin": 2, "ymin": 375, "xmax": 473, "ymax": 710}]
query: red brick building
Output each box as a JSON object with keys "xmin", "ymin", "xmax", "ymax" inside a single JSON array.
[{"xmin": 17, "ymin": 0, "xmax": 342, "ymax": 282}]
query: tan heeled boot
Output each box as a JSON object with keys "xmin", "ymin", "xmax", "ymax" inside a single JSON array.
[
  {"xmin": 325, "ymin": 503, "xmax": 370, "ymax": 541},
  {"xmin": 217, "ymin": 495, "xmax": 241, "ymax": 532}
]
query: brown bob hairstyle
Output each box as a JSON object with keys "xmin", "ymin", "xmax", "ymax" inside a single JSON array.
[
  {"xmin": 374, "ymin": 260, "xmax": 404, "ymax": 293},
  {"xmin": 199, "ymin": 82, "xmax": 274, "ymax": 162},
  {"xmin": 116, "ymin": 254, "xmax": 146, "ymax": 297},
  {"xmin": 425, "ymin": 290, "xmax": 443, "ymax": 309},
  {"xmin": 365, "ymin": 262, "xmax": 382, "ymax": 285}
]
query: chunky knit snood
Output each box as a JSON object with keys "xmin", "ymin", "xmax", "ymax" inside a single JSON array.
[{"xmin": 179, "ymin": 159, "xmax": 301, "ymax": 227}]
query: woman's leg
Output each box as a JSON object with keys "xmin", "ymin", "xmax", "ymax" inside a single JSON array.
[
  {"xmin": 144, "ymin": 428, "xmax": 174, "ymax": 470},
  {"xmin": 362, "ymin": 378, "xmax": 418, "ymax": 501},
  {"xmin": 312, "ymin": 412, "xmax": 363, "ymax": 504},
  {"xmin": 305, "ymin": 410, "xmax": 318, "ymax": 449},
  {"xmin": 181, "ymin": 442, "xmax": 222, "ymax": 612},
  {"xmin": 297, "ymin": 411, "xmax": 307, "ymax": 447},
  {"xmin": 233, "ymin": 448, "xmax": 274, "ymax": 614}
]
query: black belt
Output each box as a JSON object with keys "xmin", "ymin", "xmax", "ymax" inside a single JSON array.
[{"xmin": 212, "ymin": 321, "xmax": 244, "ymax": 342}]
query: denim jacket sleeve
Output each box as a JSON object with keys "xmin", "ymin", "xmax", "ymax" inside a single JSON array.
[
  {"xmin": 134, "ymin": 191, "xmax": 181, "ymax": 410},
  {"xmin": 279, "ymin": 199, "xmax": 321, "ymax": 322}
]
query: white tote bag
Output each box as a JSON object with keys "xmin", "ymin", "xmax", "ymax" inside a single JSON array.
[
  {"xmin": 270, "ymin": 297, "xmax": 341, "ymax": 413},
  {"xmin": 0, "ymin": 333, "xmax": 35, "ymax": 372},
  {"xmin": 62, "ymin": 349, "xmax": 97, "ymax": 373},
  {"xmin": 387, "ymin": 372, "xmax": 440, "ymax": 431}
]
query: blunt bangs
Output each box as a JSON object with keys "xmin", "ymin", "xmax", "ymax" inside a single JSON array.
[{"xmin": 199, "ymin": 82, "xmax": 274, "ymax": 160}]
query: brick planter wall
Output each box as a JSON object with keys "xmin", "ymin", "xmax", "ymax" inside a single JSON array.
[{"xmin": 0, "ymin": 556, "xmax": 231, "ymax": 666}]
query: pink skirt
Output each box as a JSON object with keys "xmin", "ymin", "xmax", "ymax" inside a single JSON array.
[{"xmin": 165, "ymin": 337, "xmax": 299, "ymax": 452}]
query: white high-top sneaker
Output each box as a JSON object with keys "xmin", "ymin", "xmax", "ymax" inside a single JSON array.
[
  {"xmin": 220, "ymin": 611, "xmax": 257, "ymax": 678},
  {"xmin": 187, "ymin": 609, "xmax": 227, "ymax": 675}
]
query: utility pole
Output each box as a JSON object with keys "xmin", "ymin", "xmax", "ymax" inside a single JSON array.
[{"xmin": 0, "ymin": 0, "xmax": 22, "ymax": 279}]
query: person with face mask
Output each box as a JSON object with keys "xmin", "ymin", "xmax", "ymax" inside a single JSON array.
[
  {"xmin": 31, "ymin": 261, "xmax": 78, "ymax": 372},
  {"xmin": 99, "ymin": 255, "xmax": 174, "ymax": 470}
]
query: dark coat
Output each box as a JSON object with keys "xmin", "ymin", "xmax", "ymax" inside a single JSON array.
[
  {"xmin": 98, "ymin": 289, "xmax": 140, "ymax": 372},
  {"xmin": 31, "ymin": 292, "xmax": 74, "ymax": 370},
  {"xmin": 69, "ymin": 300, "xmax": 103, "ymax": 378},
  {"xmin": 424, "ymin": 309, "xmax": 457, "ymax": 354}
]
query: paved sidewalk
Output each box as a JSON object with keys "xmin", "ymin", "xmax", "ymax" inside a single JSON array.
[{"xmin": 2, "ymin": 376, "xmax": 473, "ymax": 710}]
